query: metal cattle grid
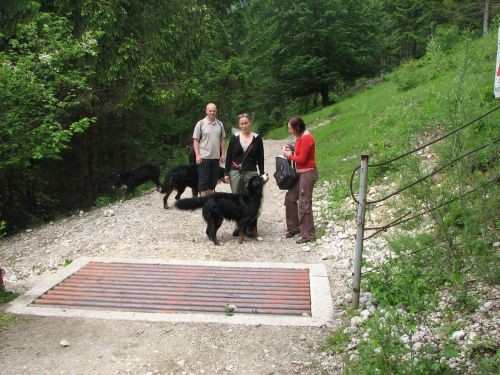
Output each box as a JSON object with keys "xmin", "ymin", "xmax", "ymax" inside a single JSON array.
[{"xmin": 30, "ymin": 262, "xmax": 311, "ymax": 316}]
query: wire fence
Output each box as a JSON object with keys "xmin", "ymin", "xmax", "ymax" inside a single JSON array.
[{"xmin": 349, "ymin": 105, "xmax": 499, "ymax": 308}]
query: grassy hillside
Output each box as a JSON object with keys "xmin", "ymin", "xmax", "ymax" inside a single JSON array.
[
  {"xmin": 267, "ymin": 27, "xmax": 499, "ymax": 373},
  {"xmin": 267, "ymin": 28, "xmax": 498, "ymax": 187}
]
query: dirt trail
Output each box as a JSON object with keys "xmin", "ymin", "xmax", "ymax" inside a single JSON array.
[{"xmin": 0, "ymin": 138, "xmax": 346, "ymax": 374}]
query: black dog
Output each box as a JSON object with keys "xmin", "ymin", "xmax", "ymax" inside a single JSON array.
[
  {"xmin": 160, "ymin": 164, "xmax": 225, "ymax": 209},
  {"xmin": 112, "ymin": 161, "xmax": 165, "ymax": 199},
  {"xmin": 174, "ymin": 173, "xmax": 269, "ymax": 245}
]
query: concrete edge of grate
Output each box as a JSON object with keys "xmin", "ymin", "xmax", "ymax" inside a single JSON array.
[{"xmin": 6, "ymin": 257, "xmax": 334, "ymax": 327}]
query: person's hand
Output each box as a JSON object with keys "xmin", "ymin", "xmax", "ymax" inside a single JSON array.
[
  {"xmin": 282, "ymin": 145, "xmax": 291, "ymax": 157},
  {"xmin": 223, "ymin": 175, "xmax": 229, "ymax": 183},
  {"xmin": 220, "ymin": 156, "xmax": 225, "ymax": 164},
  {"xmin": 196, "ymin": 156, "xmax": 202, "ymax": 164},
  {"xmin": 282, "ymin": 144, "xmax": 292, "ymax": 158}
]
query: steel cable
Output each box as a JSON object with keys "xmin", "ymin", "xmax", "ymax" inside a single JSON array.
[
  {"xmin": 349, "ymin": 106, "xmax": 499, "ymax": 205},
  {"xmin": 363, "ymin": 176, "xmax": 498, "ymax": 240}
]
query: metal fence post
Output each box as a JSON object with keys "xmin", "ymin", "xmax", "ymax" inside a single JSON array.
[{"xmin": 352, "ymin": 154, "xmax": 369, "ymax": 309}]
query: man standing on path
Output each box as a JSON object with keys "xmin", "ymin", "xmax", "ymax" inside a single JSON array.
[{"xmin": 193, "ymin": 103, "xmax": 226, "ymax": 196}]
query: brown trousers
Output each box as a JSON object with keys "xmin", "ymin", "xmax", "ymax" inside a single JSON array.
[{"xmin": 284, "ymin": 169, "xmax": 318, "ymax": 240}]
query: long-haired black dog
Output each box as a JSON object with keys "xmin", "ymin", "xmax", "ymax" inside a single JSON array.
[
  {"xmin": 160, "ymin": 164, "xmax": 225, "ymax": 209},
  {"xmin": 112, "ymin": 160, "xmax": 165, "ymax": 199},
  {"xmin": 175, "ymin": 173, "xmax": 269, "ymax": 245}
]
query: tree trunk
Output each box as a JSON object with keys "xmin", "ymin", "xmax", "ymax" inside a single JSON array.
[
  {"xmin": 483, "ymin": 0, "xmax": 491, "ymax": 35},
  {"xmin": 320, "ymin": 87, "xmax": 330, "ymax": 106},
  {"xmin": 312, "ymin": 93, "xmax": 318, "ymax": 108},
  {"xmin": 76, "ymin": 132, "xmax": 94, "ymax": 207}
]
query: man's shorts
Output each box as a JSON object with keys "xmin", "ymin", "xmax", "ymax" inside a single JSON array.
[{"xmin": 197, "ymin": 159, "xmax": 221, "ymax": 191}]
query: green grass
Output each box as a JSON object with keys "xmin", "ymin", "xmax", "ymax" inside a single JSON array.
[
  {"xmin": 0, "ymin": 311, "xmax": 18, "ymax": 332},
  {"xmin": 0, "ymin": 290, "xmax": 20, "ymax": 333},
  {"xmin": 0, "ymin": 290, "xmax": 19, "ymax": 304},
  {"xmin": 266, "ymin": 31, "xmax": 498, "ymax": 187}
]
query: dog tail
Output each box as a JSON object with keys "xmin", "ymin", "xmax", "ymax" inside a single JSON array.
[{"xmin": 174, "ymin": 196, "xmax": 208, "ymax": 210}]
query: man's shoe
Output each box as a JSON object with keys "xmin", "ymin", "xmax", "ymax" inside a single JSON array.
[
  {"xmin": 296, "ymin": 237, "xmax": 311, "ymax": 244},
  {"xmin": 285, "ymin": 232, "xmax": 299, "ymax": 238}
]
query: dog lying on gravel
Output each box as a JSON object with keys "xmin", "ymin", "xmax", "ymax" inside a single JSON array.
[{"xmin": 174, "ymin": 173, "xmax": 268, "ymax": 245}]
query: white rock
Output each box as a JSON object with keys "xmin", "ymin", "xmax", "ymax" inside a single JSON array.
[
  {"xmin": 104, "ymin": 209, "xmax": 115, "ymax": 217},
  {"xmin": 344, "ymin": 326, "xmax": 357, "ymax": 334},
  {"xmin": 351, "ymin": 316, "xmax": 364, "ymax": 327},
  {"xmin": 60, "ymin": 339, "xmax": 70, "ymax": 347},
  {"xmin": 483, "ymin": 301, "xmax": 494, "ymax": 310},
  {"xmin": 412, "ymin": 330, "xmax": 426, "ymax": 343},
  {"xmin": 360, "ymin": 309, "xmax": 371, "ymax": 318},
  {"xmin": 451, "ymin": 330, "xmax": 466, "ymax": 340}
]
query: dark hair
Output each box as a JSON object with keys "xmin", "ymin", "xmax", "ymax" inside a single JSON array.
[{"xmin": 288, "ymin": 116, "xmax": 306, "ymax": 135}]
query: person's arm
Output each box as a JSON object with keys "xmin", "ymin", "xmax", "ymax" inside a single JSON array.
[
  {"xmin": 218, "ymin": 121, "xmax": 226, "ymax": 164},
  {"xmin": 220, "ymin": 135, "xmax": 225, "ymax": 164},
  {"xmin": 193, "ymin": 139, "xmax": 202, "ymax": 164},
  {"xmin": 224, "ymin": 136, "xmax": 235, "ymax": 176},
  {"xmin": 257, "ymin": 136, "xmax": 265, "ymax": 174},
  {"xmin": 192, "ymin": 121, "xmax": 202, "ymax": 164}
]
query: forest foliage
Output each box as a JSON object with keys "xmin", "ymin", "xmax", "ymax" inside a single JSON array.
[{"xmin": 0, "ymin": 0, "xmax": 499, "ymax": 231}]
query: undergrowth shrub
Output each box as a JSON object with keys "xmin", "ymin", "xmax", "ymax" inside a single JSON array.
[
  {"xmin": 365, "ymin": 234, "xmax": 448, "ymax": 313},
  {"xmin": 342, "ymin": 308, "xmax": 453, "ymax": 375},
  {"xmin": 392, "ymin": 59, "xmax": 424, "ymax": 92}
]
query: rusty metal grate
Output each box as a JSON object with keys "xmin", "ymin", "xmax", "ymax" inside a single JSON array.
[{"xmin": 31, "ymin": 262, "xmax": 311, "ymax": 316}]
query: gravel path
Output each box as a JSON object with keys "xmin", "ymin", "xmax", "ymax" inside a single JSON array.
[{"xmin": 0, "ymin": 138, "xmax": 349, "ymax": 375}]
